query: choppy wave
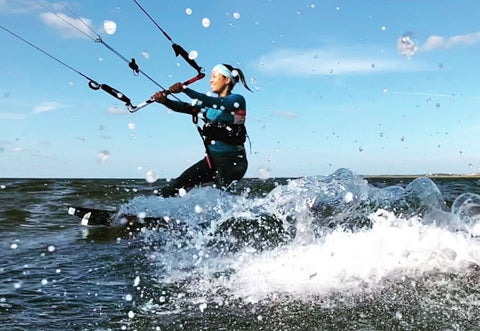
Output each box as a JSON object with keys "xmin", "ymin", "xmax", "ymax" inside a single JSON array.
[
  {"xmin": 111, "ymin": 169, "xmax": 480, "ymax": 311},
  {"xmin": 2, "ymin": 172, "xmax": 480, "ymax": 329}
]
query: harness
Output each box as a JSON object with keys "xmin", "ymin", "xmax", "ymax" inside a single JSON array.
[{"xmin": 202, "ymin": 121, "xmax": 247, "ymax": 146}]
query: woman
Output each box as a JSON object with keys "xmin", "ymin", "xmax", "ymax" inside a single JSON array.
[{"xmin": 152, "ymin": 63, "xmax": 252, "ymax": 197}]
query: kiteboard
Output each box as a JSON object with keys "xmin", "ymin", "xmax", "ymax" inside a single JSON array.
[{"xmin": 67, "ymin": 206, "xmax": 170, "ymax": 228}]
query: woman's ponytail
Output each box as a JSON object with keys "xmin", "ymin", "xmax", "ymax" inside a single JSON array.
[{"xmin": 223, "ymin": 64, "xmax": 253, "ymax": 92}]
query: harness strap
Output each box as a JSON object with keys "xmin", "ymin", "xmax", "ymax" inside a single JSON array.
[{"xmin": 190, "ymin": 110, "xmax": 215, "ymax": 170}]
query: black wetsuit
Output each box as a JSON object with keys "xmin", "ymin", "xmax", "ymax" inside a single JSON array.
[{"xmin": 160, "ymin": 88, "xmax": 248, "ymax": 197}]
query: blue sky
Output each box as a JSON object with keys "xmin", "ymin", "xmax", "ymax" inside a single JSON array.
[{"xmin": 1, "ymin": 0, "xmax": 480, "ymax": 179}]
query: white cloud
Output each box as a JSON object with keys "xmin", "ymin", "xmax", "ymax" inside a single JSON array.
[
  {"xmin": 32, "ymin": 101, "xmax": 62, "ymax": 113},
  {"xmin": 0, "ymin": 112, "xmax": 27, "ymax": 120},
  {"xmin": 0, "ymin": 0, "xmax": 37, "ymax": 14},
  {"xmin": 422, "ymin": 31, "xmax": 480, "ymax": 51},
  {"xmin": 257, "ymin": 48, "xmax": 421, "ymax": 77},
  {"xmin": 40, "ymin": 12, "xmax": 94, "ymax": 39}
]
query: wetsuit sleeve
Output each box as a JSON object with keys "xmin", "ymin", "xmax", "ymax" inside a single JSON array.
[
  {"xmin": 163, "ymin": 98, "xmax": 198, "ymax": 115},
  {"xmin": 182, "ymin": 88, "xmax": 246, "ymax": 112}
]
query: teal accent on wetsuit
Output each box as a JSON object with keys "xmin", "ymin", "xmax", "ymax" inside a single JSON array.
[{"xmin": 182, "ymin": 88, "xmax": 246, "ymax": 155}]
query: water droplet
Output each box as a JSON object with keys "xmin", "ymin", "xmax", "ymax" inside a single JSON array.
[
  {"xmin": 128, "ymin": 311, "xmax": 135, "ymax": 319},
  {"xmin": 185, "ymin": 8, "xmax": 192, "ymax": 15},
  {"xmin": 41, "ymin": 279, "xmax": 48, "ymax": 286},
  {"xmin": 194, "ymin": 205, "xmax": 203, "ymax": 213},
  {"xmin": 47, "ymin": 245, "xmax": 55, "ymax": 253},
  {"xmin": 128, "ymin": 122, "xmax": 136, "ymax": 130},
  {"xmin": 98, "ymin": 150, "xmax": 109, "ymax": 164},
  {"xmin": 145, "ymin": 170, "xmax": 158, "ymax": 183},
  {"xmin": 125, "ymin": 294, "xmax": 133, "ymax": 301},
  {"xmin": 103, "ymin": 20, "xmax": 117, "ymax": 35},
  {"xmin": 202, "ymin": 17, "xmax": 211, "ymax": 28},
  {"xmin": 359, "ymin": 147, "xmax": 364, "ymax": 152},
  {"xmin": 344, "ymin": 192, "xmax": 354, "ymax": 203},
  {"xmin": 133, "ymin": 276, "xmax": 140, "ymax": 287},
  {"xmin": 397, "ymin": 32, "xmax": 418, "ymax": 57},
  {"xmin": 11, "ymin": 243, "xmax": 18, "ymax": 249},
  {"xmin": 381, "ymin": 26, "xmax": 386, "ymax": 31},
  {"xmin": 199, "ymin": 303, "xmax": 207, "ymax": 312},
  {"xmin": 179, "ymin": 188, "xmax": 187, "ymax": 197},
  {"xmin": 188, "ymin": 50, "xmax": 198, "ymax": 60},
  {"xmin": 233, "ymin": 12, "xmax": 240, "ymax": 19},
  {"xmin": 258, "ymin": 167, "xmax": 270, "ymax": 180}
]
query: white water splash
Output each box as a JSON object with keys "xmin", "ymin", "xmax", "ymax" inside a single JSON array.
[
  {"xmin": 122, "ymin": 169, "xmax": 480, "ymax": 309},
  {"xmin": 224, "ymin": 210, "xmax": 480, "ymax": 303}
]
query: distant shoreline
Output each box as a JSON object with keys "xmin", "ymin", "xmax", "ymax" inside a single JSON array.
[{"xmin": 364, "ymin": 174, "xmax": 480, "ymax": 179}]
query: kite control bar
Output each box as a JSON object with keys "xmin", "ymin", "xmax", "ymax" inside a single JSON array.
[{"xmin": 128, "ymin": 72, "xmax": 205, "ymax": 113}]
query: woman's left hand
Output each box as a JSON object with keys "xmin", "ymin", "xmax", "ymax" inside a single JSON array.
[{"xmin": 169, "ymin": 82, "xmax": 184, "ymax": 94}]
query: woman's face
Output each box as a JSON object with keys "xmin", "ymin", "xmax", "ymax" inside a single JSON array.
[{"xmin": 210, "ymin": 70, "xmax": 231, "ymax": 95}]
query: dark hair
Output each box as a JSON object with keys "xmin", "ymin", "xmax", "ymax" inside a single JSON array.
[{"xmin": 223, "ymin": 64, "xmax": 253, "ymax": 92}]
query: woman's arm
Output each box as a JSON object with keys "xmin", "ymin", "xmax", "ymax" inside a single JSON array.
[
  {"xmin": 152, "ymin": 90, "xmax": 198, "ymax": 116},
  {"xmin": 183, "ymin": 88, "xmax": 246, "ymax": 111},
  {"xmin": 163, "ymin": 98, "xmax": 198, "ymax": 115}
]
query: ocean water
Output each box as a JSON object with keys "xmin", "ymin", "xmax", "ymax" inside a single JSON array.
[{"xmin": 1, "ymin": 169, "xmax": 480, "ymax": 330}]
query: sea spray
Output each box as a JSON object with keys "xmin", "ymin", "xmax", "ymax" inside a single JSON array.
[
  {"xmin": 218, "ymin": 209, "xmax": 480, "ymax": 303},
  {"xmin": 126, "ymin": 169, "xmax": 480, "ymax": 311}
]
